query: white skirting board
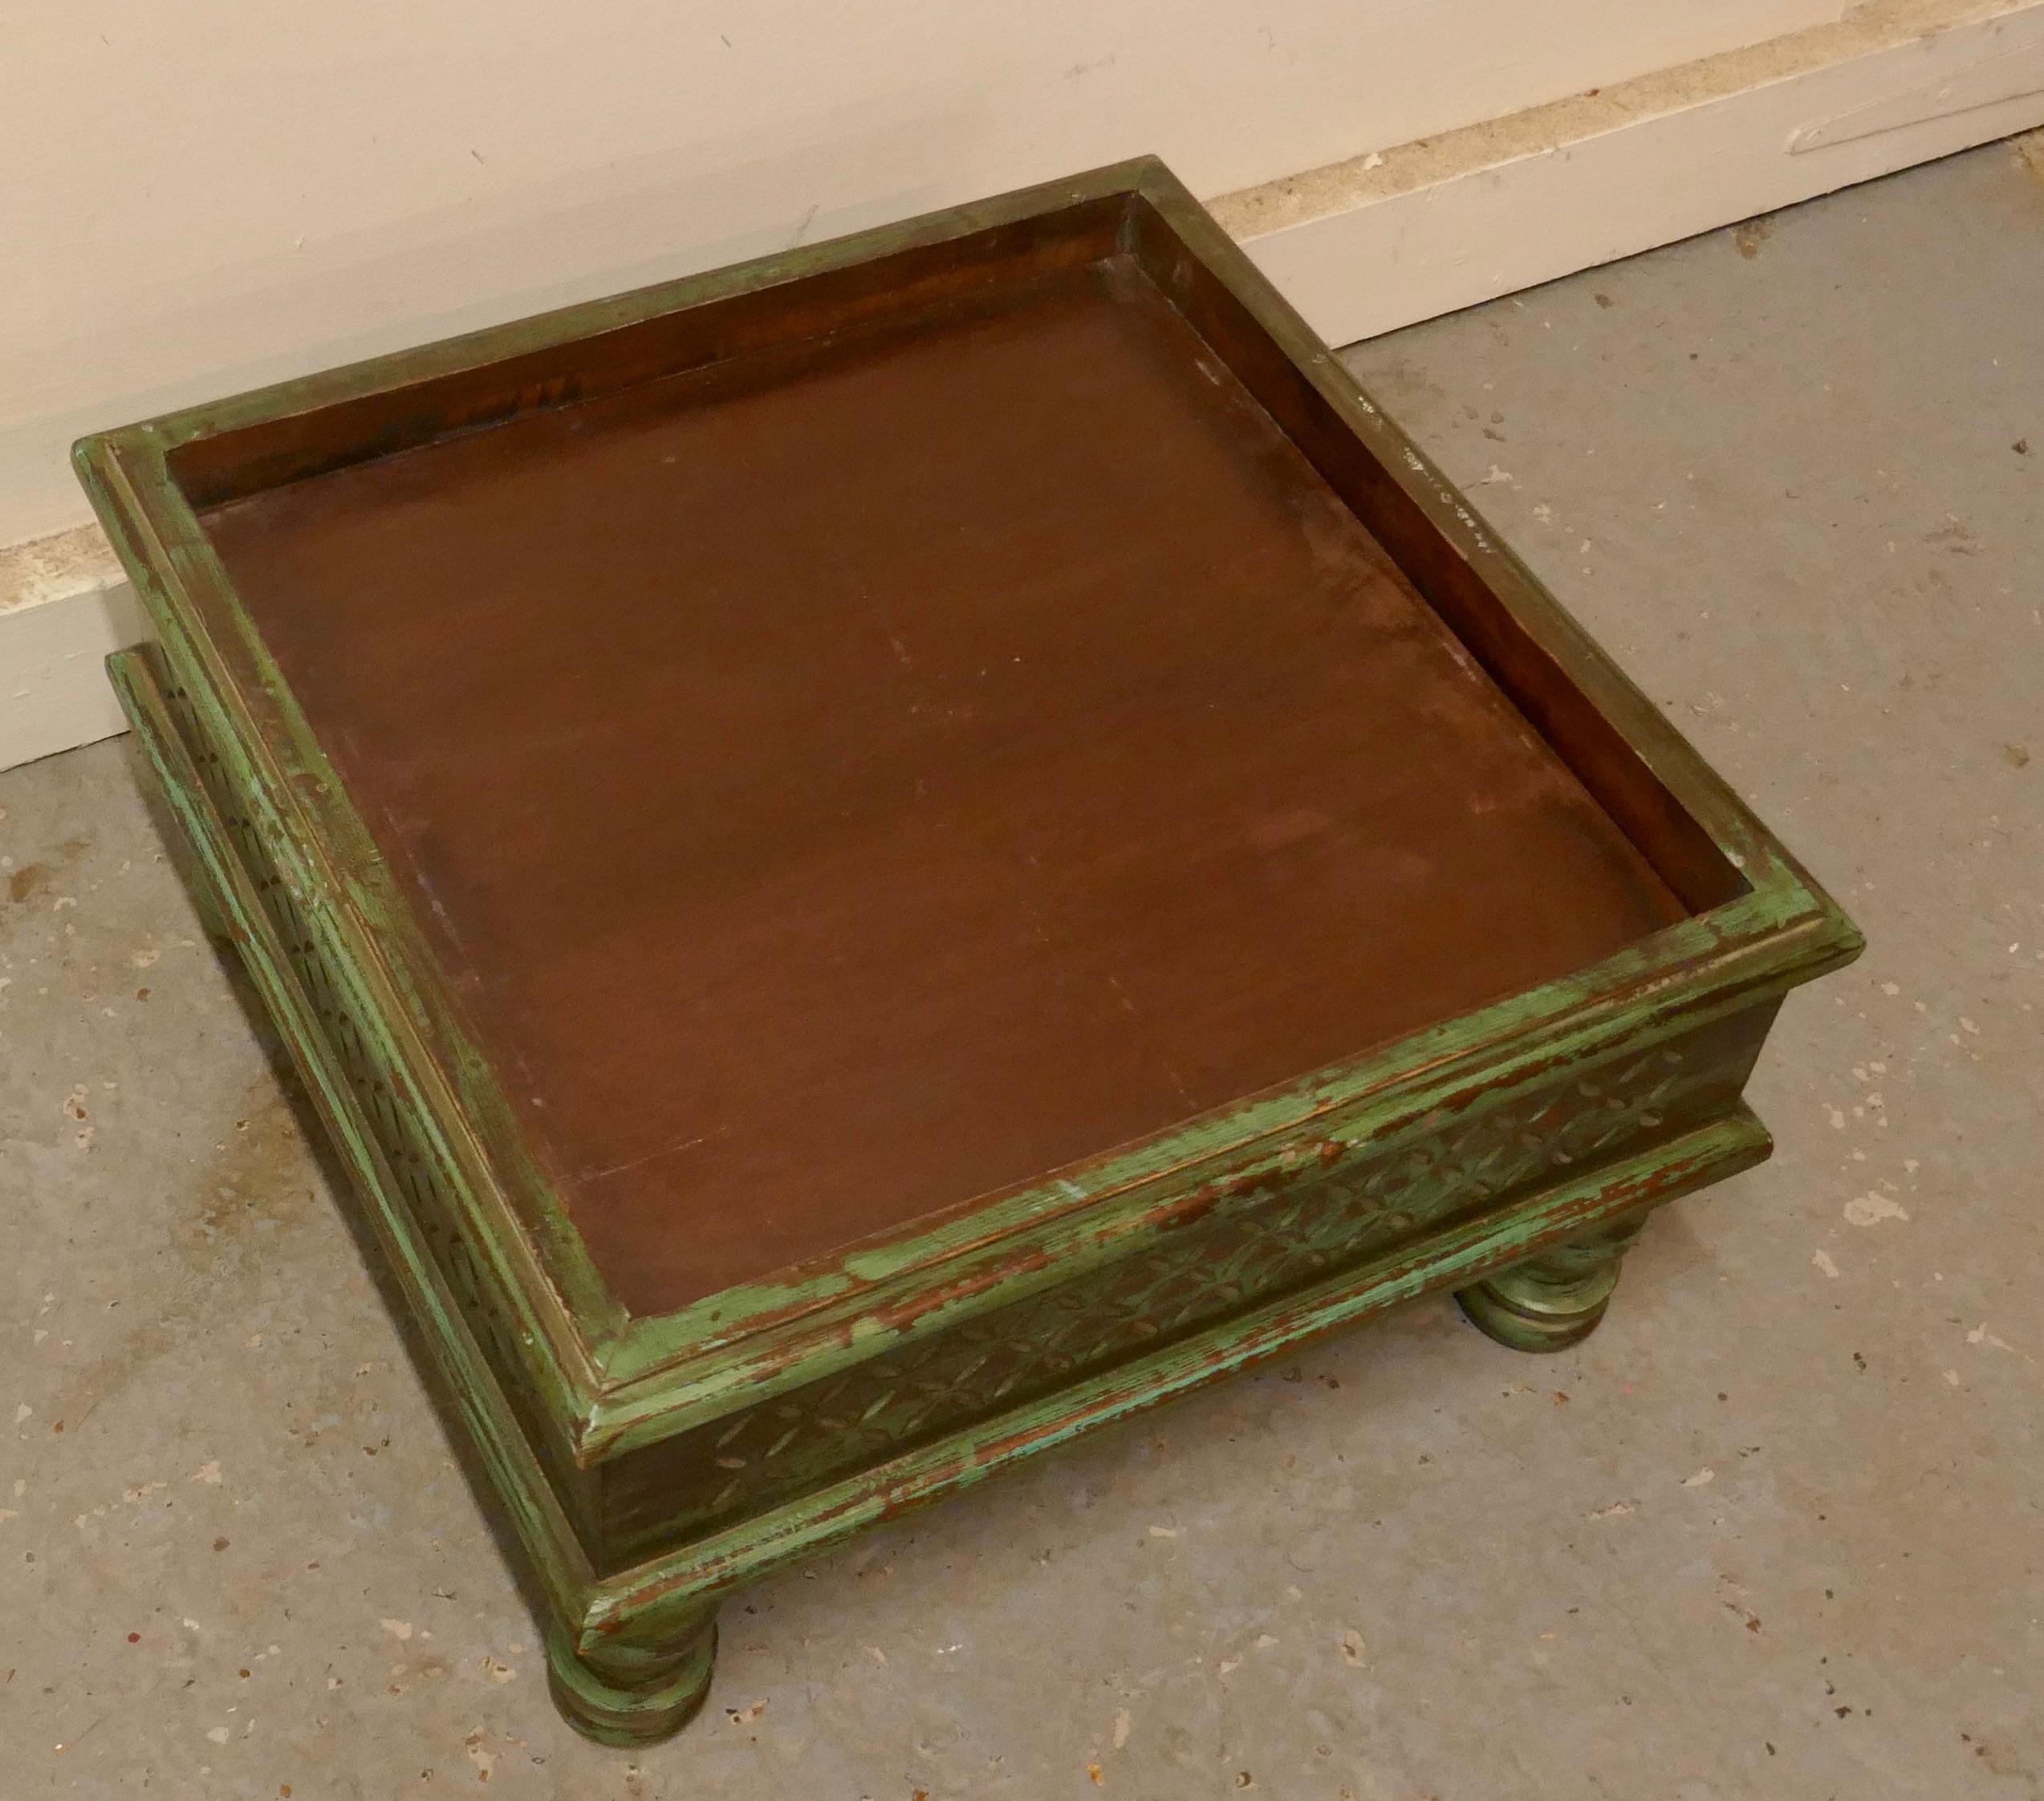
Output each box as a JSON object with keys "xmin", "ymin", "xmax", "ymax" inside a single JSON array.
[
  {"xmin": 1214, "ymin": 0, "xmax": 2044, "ymax": 345},
  {"xmin": 0, "ymin": 526, "xmax": 145, "ymax": 772},
  {"xmin": 6, "ymin": 0, "xmax": 2042, "ymax": 774}
]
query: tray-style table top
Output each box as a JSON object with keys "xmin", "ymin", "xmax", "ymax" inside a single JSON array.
[{"xmin": 199, "ymin": 258, "xmax": 1684, "ymax": 1315}]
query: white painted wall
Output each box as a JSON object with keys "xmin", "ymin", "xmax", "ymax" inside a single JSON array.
[{"xmin": 5, "ymin": 0, "xmax": 1843, "ymax": 547}]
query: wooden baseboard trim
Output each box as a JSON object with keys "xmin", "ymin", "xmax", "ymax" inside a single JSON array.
[
  {"xmin": 1, "ymin": 523, "xmax": 144, "ymax": 771},
  {"xmin": 1213, "ymin": 0, "xmax": 2044, "ymax": 345}
]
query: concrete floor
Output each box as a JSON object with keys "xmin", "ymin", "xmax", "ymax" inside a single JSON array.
[{"xmin": 4, "ymin": 138, "xmax": 2040, "ymax": 1799}]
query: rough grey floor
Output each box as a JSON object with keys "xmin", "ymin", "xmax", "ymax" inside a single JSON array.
[{"xmin": 5, "ymin": 138, "xmax": 2041, "ymax": 1800}]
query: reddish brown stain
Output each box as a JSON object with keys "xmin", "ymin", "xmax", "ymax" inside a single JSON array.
[
  {"xmin": 7, "ymin": 864, "xmax": 52, "ymax": 904},
  {"xmin": 200, "ymin": 257, "xmax": 1684, "ymax": 1315}
]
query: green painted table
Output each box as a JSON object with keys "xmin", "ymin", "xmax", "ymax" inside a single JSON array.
[{"xmin": 79, "ymin": 158, "xmax": 1860, "ymax": 1745}]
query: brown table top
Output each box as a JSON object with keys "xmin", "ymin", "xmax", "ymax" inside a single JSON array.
[{"xmin": 201, "ymin": 257, "xmax": 1686, "ymax": 1316}]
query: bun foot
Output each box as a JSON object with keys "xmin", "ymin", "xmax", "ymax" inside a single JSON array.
[
  {"xmin": 546, "ymin": 1612, "xmax": 718, "ymax": 1746},
  {"xmin": 1456, "ymin": 1217, "xmax": 1647, "ymax": 1353}
]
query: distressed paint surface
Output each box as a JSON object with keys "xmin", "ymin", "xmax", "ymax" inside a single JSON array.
[
  {"xmin": 80, "ymin": 158, "xmax": 1860, "ymax": 1738},
  {"xmin": 592, "ymin": 1006, "xmax": 1767, "ymax": 1563}
]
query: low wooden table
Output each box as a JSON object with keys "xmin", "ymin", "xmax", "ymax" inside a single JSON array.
[{"xmin": 80, "ymin": 158, "xmax": 1860, "ymax": 1744}]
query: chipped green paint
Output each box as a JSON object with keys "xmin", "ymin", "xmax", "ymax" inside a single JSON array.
[{"xmin": 84, "ymin": 155, "xmax": 1861, "ymax": 1743}]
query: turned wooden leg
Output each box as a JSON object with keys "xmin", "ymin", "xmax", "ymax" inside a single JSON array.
[
  {"xmin": 546, "ymin": 1611, "xmax": 718, "ymax": 1746},
  {"xmin": 1455, "ymin": 1216, "xmax": 1648, "ymax": 1352}
]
